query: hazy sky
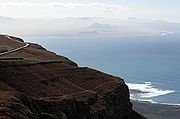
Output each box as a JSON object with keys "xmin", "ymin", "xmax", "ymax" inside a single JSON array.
[{"xmin": 0, "ymin": 0, "xmax": 179, "ymax": 22}]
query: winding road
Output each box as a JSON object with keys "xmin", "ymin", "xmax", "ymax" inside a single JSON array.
[{"xmin": 0, "ymin": 35, "xmax": 30, "ymax": 56}]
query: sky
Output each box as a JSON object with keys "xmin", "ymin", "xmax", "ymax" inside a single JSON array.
[{"xmin": 0, "ymin": 0, "xmax": 179, "ymax": 22}]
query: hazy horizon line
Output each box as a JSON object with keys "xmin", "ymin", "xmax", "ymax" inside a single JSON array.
[{"xmin": 0, "ymin": 16, "xmax": 180, "ymax": 23}]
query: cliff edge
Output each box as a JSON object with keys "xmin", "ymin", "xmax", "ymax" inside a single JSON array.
[{"xmin": 0, "ymin": 35, "xmax": 146, "ymax": 119}]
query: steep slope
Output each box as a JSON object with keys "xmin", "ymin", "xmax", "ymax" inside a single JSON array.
[{"xmin": 0, "ymin": 35, "xmax": 146, "ymax": 119}]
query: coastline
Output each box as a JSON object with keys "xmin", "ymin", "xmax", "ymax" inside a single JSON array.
[
  {"xmin": 25, "ymin": 36, "xmax": 180, "ymax": 106},
  {"xmin": 0, "ymin": 35, "xmax": 146, "ymax": 119},
  {"xmin": 24, "ymin": 36, "xmax": 180, "ymax": 118},
  {"xmin": 127, "ymin": 82, "xmax": 177, "ymax": 105},
  {"xmin": 132, "ymin": 100, "xmax": 180, "ymax": 119}
]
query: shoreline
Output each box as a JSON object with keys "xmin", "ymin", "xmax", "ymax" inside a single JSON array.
[
  {"xmin": 132, "ymin": 100, "xmax": 180, "ymax": 119},
  {"xmin": 131, "ymin": 99, "xmax": 180, "ymax": 107},
  {"xmin": 127, "ymin": 81, "xmax": 178, "ymax": 106}
]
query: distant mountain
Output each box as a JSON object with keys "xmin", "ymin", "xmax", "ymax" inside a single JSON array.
[
  {"xmin": 78, "ymin": 23, "xmax": 126, "ymax": 36},
  {"xmin": 81, "ymin": 18, "xmax": 180, "ymax": 36},
  {"xmin": 0, "ymin": 16, "xmax": 180, "ymax": 36},
  {"xmin": 88, "ymin": 23, "xmax": 121, "ymax": 30}
]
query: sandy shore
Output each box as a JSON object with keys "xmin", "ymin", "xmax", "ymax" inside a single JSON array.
[{"xmin": 132, "ymin": 100, "xmax": 180, "ymax": 119}]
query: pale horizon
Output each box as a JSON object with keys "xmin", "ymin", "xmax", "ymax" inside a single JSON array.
[
  {"xmin": 0, "ymin": 0, "xmax": 179, "ymax": 22},
  {"xmin": 0, "ymin": 0, "xmax": 180, "ymax": 36}
]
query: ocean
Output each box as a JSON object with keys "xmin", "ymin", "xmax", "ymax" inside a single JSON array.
[{"xmin": 26, "ymin": 34, "xmax": 180, "ymax": 105}]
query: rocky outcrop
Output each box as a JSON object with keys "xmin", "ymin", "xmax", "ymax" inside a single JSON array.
[
  {"xmin": 0, "ymin": 35, "xmax": 146, "ymax": 119},
  {"xmin": 0, "ymin": 83, "xmax": 145, "ymax": 119}
]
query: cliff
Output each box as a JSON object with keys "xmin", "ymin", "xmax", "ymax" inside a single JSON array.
[{"xmin": 0, "ymin": 35, "xmax": 146, "ymax": 119}]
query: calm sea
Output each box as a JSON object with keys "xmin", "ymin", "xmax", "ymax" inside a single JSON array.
[{"xmin": 26, "ymin": 34, "xmax": 180, "ymax": 105}]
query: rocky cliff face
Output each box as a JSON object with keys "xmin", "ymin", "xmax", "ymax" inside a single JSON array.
[{"xmin": 0, "ymin": 35, "xmax": 146, "ymax": 119}]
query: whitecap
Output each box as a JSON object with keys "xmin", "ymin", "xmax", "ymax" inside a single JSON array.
[
  {"xmin": 126, "ymin": 82, "xmax": 175, "ymax": 99},
  {"xmin": 131, "ymin": 98, "xmax": 180, "ymax": 106},
  {"xmin": 160, "ymin": 31, "xmax": 174, "ymax": 36}
]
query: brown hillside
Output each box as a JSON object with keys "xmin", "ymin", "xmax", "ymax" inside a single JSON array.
[{"xmin": 0, "ymin": 35, "xmax": 146, "ymax": 119}]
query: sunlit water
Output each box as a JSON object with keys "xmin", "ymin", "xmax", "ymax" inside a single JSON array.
[{"xmin": 26, "ymin": 34, "xmax": 180, "ymax": 105}]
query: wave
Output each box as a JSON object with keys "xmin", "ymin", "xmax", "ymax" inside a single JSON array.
[
  {"xmin": 132, "ymin": 99, "xmax": 180, "ymax": 106},
  {"xmin": 126, "ymin": 82, "xmax": 177, "ymax": 105}
]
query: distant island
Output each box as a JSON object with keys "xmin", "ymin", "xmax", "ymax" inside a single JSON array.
[{"xmin": 0, "ymin": 17, "xmax": 180, "ymax": 36}]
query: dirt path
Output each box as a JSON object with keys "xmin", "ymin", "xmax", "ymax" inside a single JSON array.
[{"xmin": 0, "ymin": 35, "xmax": 30, "ymax": 56}]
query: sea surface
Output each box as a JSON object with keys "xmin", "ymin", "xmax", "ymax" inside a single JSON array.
[{"xmin": 26, "ymin": 34, "xmax": 180, "ymax": 105}]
